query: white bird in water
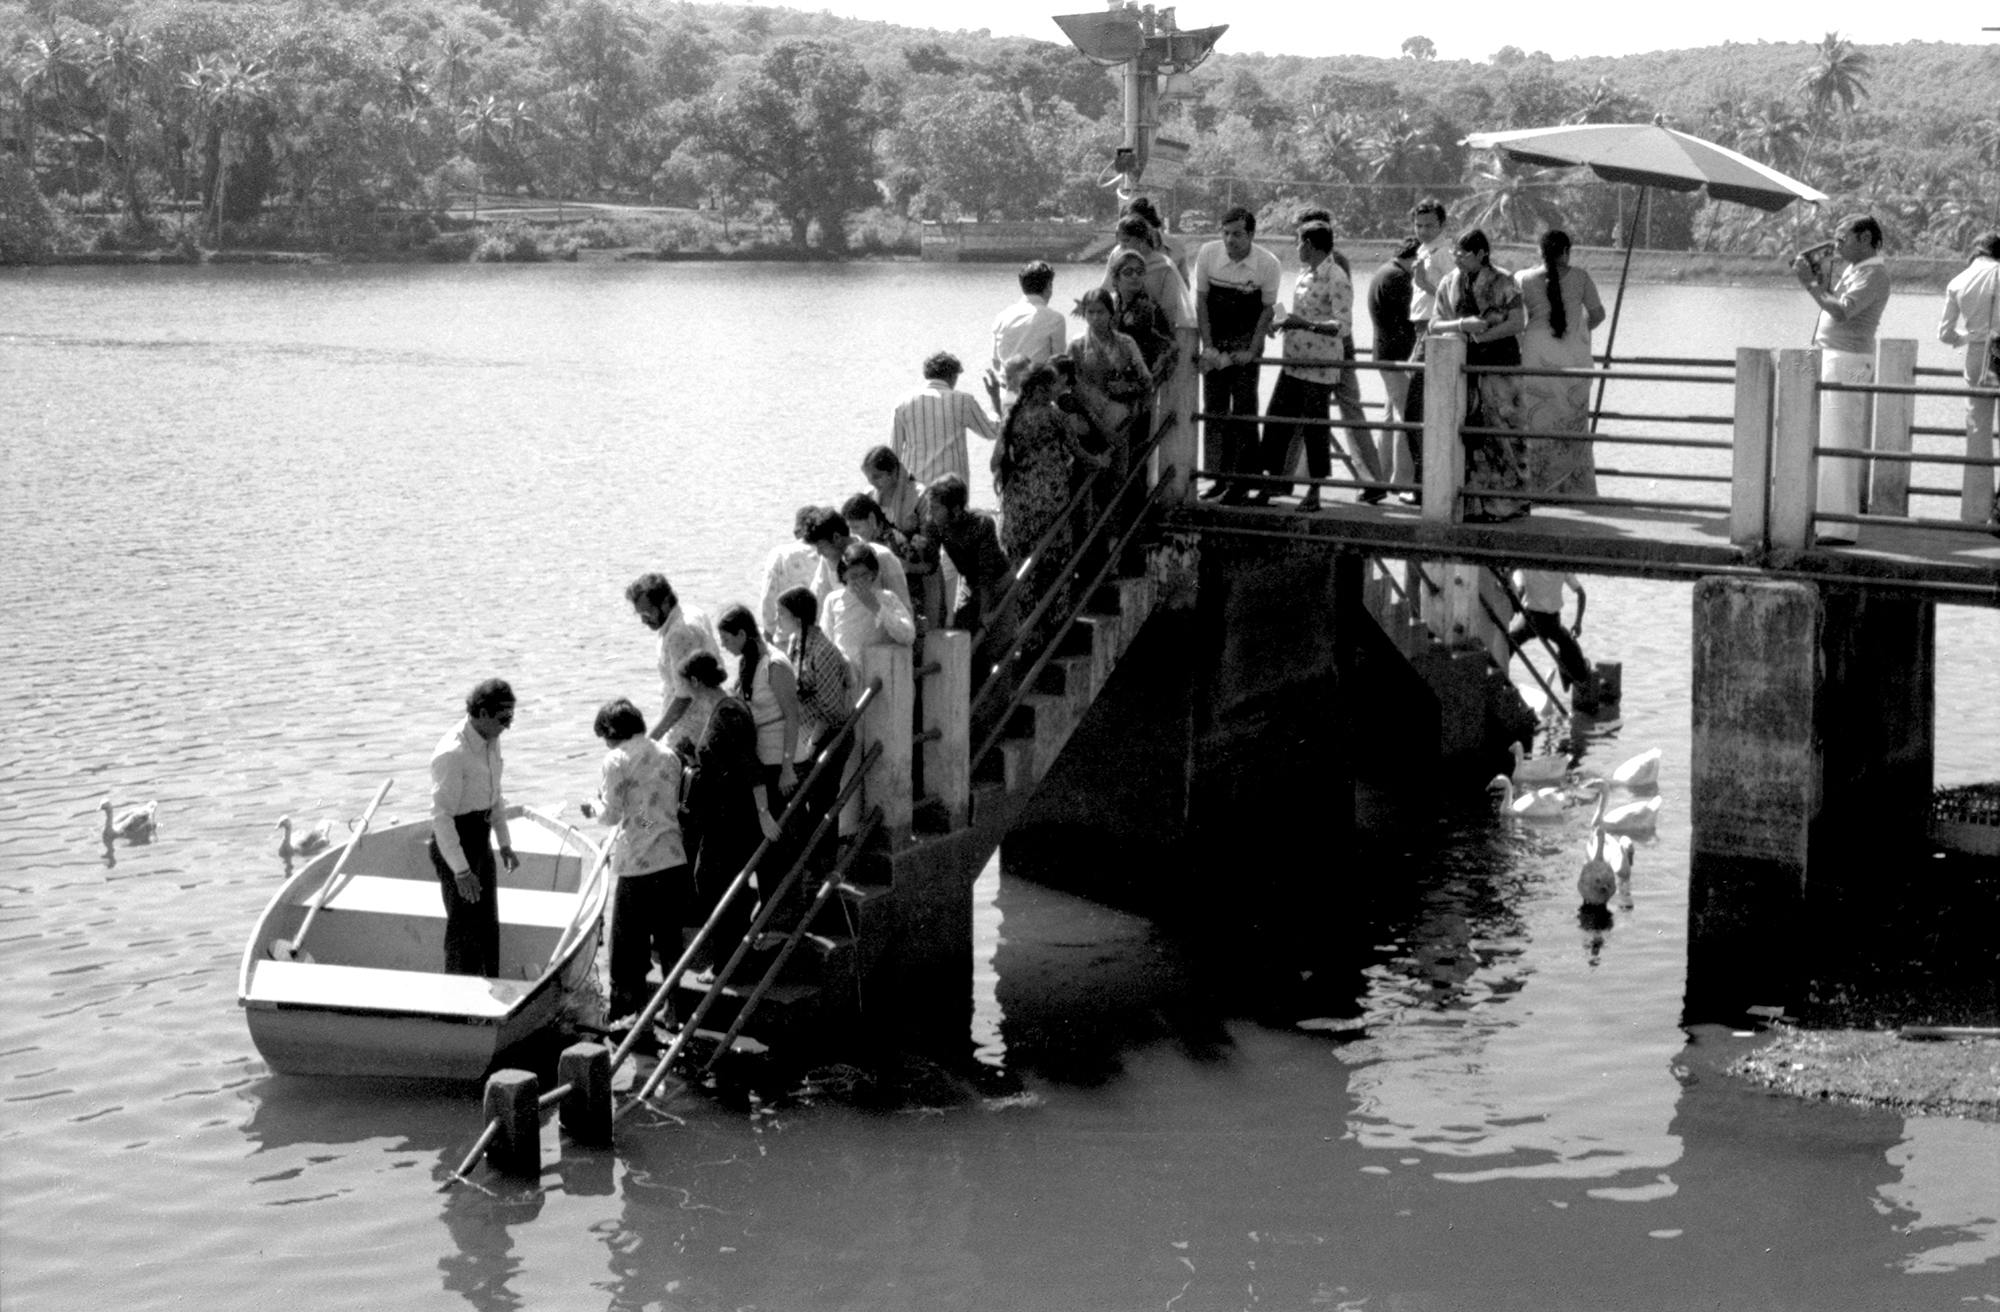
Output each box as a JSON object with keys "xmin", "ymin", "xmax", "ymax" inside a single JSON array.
[
  {"xmin": 1609, "ymin": 748, "xmax": 1662, "ymax": 793},
  {"xmin": 276, "ymin": 815, "xmax": 332, "ymax": 859},
  {"xmin": 1509, "ymin": 739, "xmax": 1568, "ymax": 786},
  {"xmin": 1578, "ymin": 794, "xmax": 1635, "ymax": 905},
  {"xmin": 1593, "ymin": 787, "xmax": 1662, "ymax": 835},
  {"xmin": 100, "ymin": 798, "xmax": 158, "ymax": 845},
  {"xmin": 1490, "ymin": 774, "xmax": 1566, "ymax": 819}
]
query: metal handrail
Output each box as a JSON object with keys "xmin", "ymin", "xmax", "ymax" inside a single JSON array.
[
  {"xmin": 969, "ymin": 474, "xmax": 1177, "ymax": 778},
  {"xmin": 1805, "ymin": 511, "xmax": 2000, "ymax": 537},
  {"xmin": 976, "ymin": 403, "xmax": 1178, "ymax": 655},
  {"xmin": 1460, "ymin": 424, "xmax": 1732, "ymax": 451},
  {"xmin": 621, "ymin": 746, "xmax": 886, "ymax": 1113},
  {"xmin": 599, "ymin": 676, "xmax": 884, "ymax": 1079},
  {"xmin": 1812, "ymin": 445, "xmax": 2000, "ymax": 469},
  {"xmin": 968, "ymin": 420, "xmax": 1176, "ymax": 728},
  {"xmin": 1466, "ymin": 365, "xmax": 1735, "ymax": 385},
  {"xmin": 1822, "ymin": 380, "xmax": 2000, "ymax": 399}
]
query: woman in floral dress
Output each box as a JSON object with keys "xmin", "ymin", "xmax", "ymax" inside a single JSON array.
[{"xmin": 1433, "ymin": 228, "xmax": 1531, "ymax": 522}]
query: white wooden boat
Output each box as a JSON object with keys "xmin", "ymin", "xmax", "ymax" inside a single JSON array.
[{"xmin": 238, "ymin": 806, "xmax": 607, "ymax": 1080}]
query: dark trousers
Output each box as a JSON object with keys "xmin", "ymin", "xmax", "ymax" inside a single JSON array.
[
  {"xmin": 608, "ymin": 866, "xmax": 689, "ymax": 1018},
  {"xmin": 1402, "ymin": 336, "xmax": 1427, "ymax": 484},
  {"xmin": 428, "ymin": 811, "xmax": 499, "ymax": 977},
  {"xmin": 1510, "ymin": 609, "xmax": 1592, "ymax": 690},
  {"xmin": 1205, "ymin": 361, "xmax": 1262, "ymax": 498},
  {"xmin": 1260, "ymin": 372, "xmax": 1335, "ymax": 493}
]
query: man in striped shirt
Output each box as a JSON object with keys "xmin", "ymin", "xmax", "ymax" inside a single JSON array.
[{"xmin": 890, "ymin": 352, "xmax": 1002, "ymax": 487}]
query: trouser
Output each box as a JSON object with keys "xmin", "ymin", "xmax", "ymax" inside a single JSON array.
[
  {"xmin": 1509, "ymin": 610, "xmax": 1592, "ymax": 690},
  {"xmin": 608, "ymin": 866, "xmax": 688, "ymax": 1018},
  {"xmin": 1816, "ymin": 348, "xmax": 1874, "ymax": 541},
  {"xmin": 1335, "ymin": 338, "xmax": 1383, "ymax": 479},
  {"xmin": 1205, "ymin": 361, "xmax": 1262, "ymax": 497},
  {"xmin": 428, "ymin": 811, "xmax": 499, "ymax": 978},
  {"xmin": 1401, "ymin": 335, "xmax": 1427, "ymax": 484},
  {"xmin": 1379, "ymin": 345, "xmax": 1416, "ymax": 483},
  {"xmin": 1963, "ymin": 345, "xmax": 1997, "ymax": 524},
  {"xmin": 1260, "ymin": 372, "xmax": 1334, "ymax": 494}
]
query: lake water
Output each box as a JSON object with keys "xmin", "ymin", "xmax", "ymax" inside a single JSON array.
[{"xmin": 2, "ymin": 261, "xmax": 1996, "ymax": 1310}]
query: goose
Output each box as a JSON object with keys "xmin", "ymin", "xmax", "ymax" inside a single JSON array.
[
  {"xmin": 1509, "ymin": 740, "xmax": 1568, "ymax": 786},
  {"xmin": 1577, "ymin": 795, "xmax": 1629, "ymax": 906},
  {"xmin": 1610, "ymin": 748, "xmax": 1662, "ymax": 793},
  {"xmin": 100, "ymin": 798, "xmax": 158, "ymax": 845},
  {"xmin": 1595, "ymin": 789, "xmax": 1661, "ymax": 835},
  {"xmin": 1489, "ymin": 775, "xmax": 1567, "ymax": 820},
  {"xmin": 276, "ymin": 815, "xmax": 333, "ymax": 860}
]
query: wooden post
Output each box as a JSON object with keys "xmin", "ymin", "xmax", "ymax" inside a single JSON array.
[
  {"xmin": 556, "ymin": 1042, "xmax": 611, "ymax": 1146},
  {"xmin": 1770, "ymin": 347, "xmax": 1822, "ymax": 550},
  {"xmin": 482, "ymin": 1069, "xmax": 541, "ymax": 1178},
  {"xmin": 1966, "ymin": 356, "xmax": 1997, "ymax": 525},
  {"xmin": 859, "ymin": 644, "xmax": 914, "ymax": 838},
  {"xmin": 1870, "ymin": 337, "xmax": 1917, "ymax": 518},
  {"xmin": 1730, "ymin": 347, "xmax": 1775, "ymax": 549},
  {"xmin": 1157, "ymin": 325, "xmax": 1199, "ymax": 502},
  {"xmin": 921, "ymin": 629, "xmax": 971, "ymax": 829},
  {"xmin": 1421, "ymin": 333, "xmax": 1466, "ymax": 524}
]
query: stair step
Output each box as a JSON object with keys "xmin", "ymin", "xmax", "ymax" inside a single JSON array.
[{"xmin": 1033, "ymin": 654, "xmax": 1095, "ymax": 695}]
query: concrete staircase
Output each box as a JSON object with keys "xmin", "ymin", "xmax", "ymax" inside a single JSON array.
[{"xmin": 671, "ymin": 565, "xmax": 1170, "ymax": 1068}]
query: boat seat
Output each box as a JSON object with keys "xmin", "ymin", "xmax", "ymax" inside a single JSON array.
[
  {"xmin": 246, "ymin": 959, "xmax": 526, "ymax": 1017},
  {"xmin": 295, "ymin": 875, "xmax": 578, "ymax": 928}
]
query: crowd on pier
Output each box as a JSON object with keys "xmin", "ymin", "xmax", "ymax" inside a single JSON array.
[{"xmin": 419, "ymin": 193, "xmax": 2000, "ymax": 1032}]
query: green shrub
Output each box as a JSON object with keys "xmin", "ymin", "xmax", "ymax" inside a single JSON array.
[
  {"xmin": 0, "ymin": 157, "xmax": 60, "ymax": 264},
  {"xmin": 425, "ymin": 230, "xmax": 481, "ymax": 262},
  {"xmin": 471, "ymin": 222, "xmax": 549, "ymax": 262}
]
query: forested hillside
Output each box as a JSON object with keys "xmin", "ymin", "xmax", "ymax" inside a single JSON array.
[{"xmin": 3, "ymin": 0, "xmax": 1996, "ymax": 261}]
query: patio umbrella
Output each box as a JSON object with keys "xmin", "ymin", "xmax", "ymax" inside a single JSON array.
[{"xmin": 1462, "ymin": 120, "xmax": 1827, "ymax": 420}]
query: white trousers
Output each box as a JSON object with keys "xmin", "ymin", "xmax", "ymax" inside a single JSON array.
[
  {"xmin": 1816, "ymin": 348, "xmax": 1873, "ymax": 541},
  {"xmin": 1963, "ymin": 344, "xmax": 1997, "ymax": 524}
]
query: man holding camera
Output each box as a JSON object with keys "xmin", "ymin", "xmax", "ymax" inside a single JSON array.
[{"xmin": 1793, "ymin": 214, "xmax": 1890, "ymax": 546}]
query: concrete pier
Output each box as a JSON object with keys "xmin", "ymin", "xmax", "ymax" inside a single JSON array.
[{"xmin": 1687, "ymin": 577, "xmax": 1935, "ymax": 1020}]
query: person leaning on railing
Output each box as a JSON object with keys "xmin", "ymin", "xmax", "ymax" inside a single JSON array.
[
  {"xmin": 920, "ymin": 473, "xmax": 1012, "ymax": 686},
  {"xmin": 998, "ymin": 362, "xmax": 1109, "ymax": 629},
  {"xmin": 673, "ymin": 651, "xmax": 773, "ymax": 978},
  {"xmin": 1935, "ymin": 230, "xmax": 2000, "ymax": 528},
  {"xmin": 1432, "ymin": 228, "xmax": 1531, "ymax": 523}
]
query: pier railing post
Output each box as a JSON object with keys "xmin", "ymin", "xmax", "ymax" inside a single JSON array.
[
  {"xmin": 1158, "ymin": 325, "xmax": 1199, "ymax": 503},
  {"xmin": 921, "ymin": 629, "xmax": 970, "ymax": 829},
  {"xmin": 859, "ymin": 645, "xmax": 914, "ymax": 839},
  {"xmin": 1770, "ymin": 347, "xmax": 1822, "ymax": 550},
  {"xmin": 1420, "ymin": 333, "xmax": 1466, "ymax": 524},
  {"xmin": 1870, "ymin": 337, "xmax": 1917, "ymax": 518},
  {"xmin": 1730, "ymin": 348, "xmax": 1775, "ymax": 549}
]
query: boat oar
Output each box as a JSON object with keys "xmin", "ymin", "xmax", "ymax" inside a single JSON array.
[{"xmin": 271, "ymin": 778, "xmax": 393, "ymax": 963}]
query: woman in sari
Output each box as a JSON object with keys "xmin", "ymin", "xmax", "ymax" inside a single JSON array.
[
  {"xmin": 1516, "ymin": 230, "xmax": 1607, "ymax": 498},
  {"xmin": 1069, "ymin": 287, "xmax": 1153, "ymax": 483},
  {"xmin": 996, "ymin": 363, "xmax": 1107, "ymax": 633},
  {"xmin": 1433, "ymin": 228, "xmax": 1531, "ymax": 522},
  {"xmin": 675, "ymin": 651, "xmax": 778, "ymax": 974}
]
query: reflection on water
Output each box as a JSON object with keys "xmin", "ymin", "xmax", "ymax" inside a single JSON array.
[{"xmin": 3, "ymin": 265, "xmax": 1997, "ymax": 1311}]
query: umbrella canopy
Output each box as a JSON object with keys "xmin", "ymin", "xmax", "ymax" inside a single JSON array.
[{"xmin": 1462, "ymin": 122, "xmax": 1827, "ymax": 213}]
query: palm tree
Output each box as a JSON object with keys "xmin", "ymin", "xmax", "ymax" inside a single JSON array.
[
  {"xmin": 456, "ymin": 93, "xmax": 502, "ymax": 217},
  {"xmin": 1461, "ymin": 157, "xmax": 1564, "ymax": 241},
  {"xmin": 1569, "ymin": 77, "xmax": 1637, "ymax": 126},
  {"xmin": 18, "ymin": 30, "xmax": 93, "ymax": 196},
  {"xmin": 1793, "ymin": 32, "xmax": 1871, "ymax": 185},
  {"xmin": 1296, "ymin": 107, "xmax": 1365, "ymax": 185},
  {"xmin": 89, "ymin": 26, "xmax": 152, "ymax": 223},
  {"xmin": 1738, "ymin": 100, "xmax": 1809, "ymax": 175},
  {"xmin": 184, "ymin": 56, "xmax": 273, "ymax": 246},
  {"xmin": 1364, "ymin": 111, "xmax": 1444, "ymax": 222}
]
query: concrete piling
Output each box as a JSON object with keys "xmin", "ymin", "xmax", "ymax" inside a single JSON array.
[
  {"xmin": 482, "ymin": 1068, "xmax": 542, "ymax": 1178},
  {"xmin": 556, "ymin": 1042, "xmax": 612, "ymax": 1146}
]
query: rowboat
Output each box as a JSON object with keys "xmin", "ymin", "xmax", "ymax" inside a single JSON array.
[{"xmin": 238, "ymin": 805, "xmax": 607, "ymax": 1080}]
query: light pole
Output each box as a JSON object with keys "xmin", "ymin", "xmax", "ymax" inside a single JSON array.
[{"xmin": 1054, "ymin": 4, "xmax": 1223, "ymax": 219}]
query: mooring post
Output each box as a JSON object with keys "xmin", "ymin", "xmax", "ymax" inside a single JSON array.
[
  {"xmin": 482, "ymin": 1068, "xmax": 542, "ymax": 1178},
  {"xmin": 1420, "ymin": 332, "xmax": 1466, "ymax": 524},
  {"xmin": 1769, "ymin": 347, "xmax": 1822, "ymax": 550},
  {"xmin": 1869, "ymin": 337, "xmax": 1917, "ymax": 518},
  {"xmin": 860, "ymin": 644, "xmax": 915, "ymax": 838},
  {"xmin": 556, "ymin": 1041, "xmax": 611, "ymax": 1146},
  {"xmin": 922, "ymin": 628, "xmax": 971, "ymax": 829},
  {"xmin": 1729, "ymin": 347, "xmax": 1775, "ymax": 549},
  {"xmin": 1158, "ymin": 325, "xmax": 1199, "ymax": 502}
]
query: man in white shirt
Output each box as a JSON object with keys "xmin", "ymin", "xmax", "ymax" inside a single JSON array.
[
  {"xmin": 1397, "ymin": 197, "xmax": 1455, "ymax": 498},
  {"xmin": 1937, "ymin": 231, "xmax": 2000, "ymax": 525},
  {"xmin": 758, "ymin": 506, "xmax": 824, "ymax": 637},
  {"xmin": 992, "ymin": 261, "xmax": 1068, "ymax": 378},
  {"xmin": 624, "ymin": 572, "xmax": 720, "ymax": 741},
  {"xmin": 890, "ymin": 351, "xmax": 1003, "ymax": 487},
  {"xmin": 1193, "ymin": 204, "xmax": 1281, "ymax": 503},
  {"xmin": 428, "ymin": 678, "xmax": 519, "ymax": 977}
]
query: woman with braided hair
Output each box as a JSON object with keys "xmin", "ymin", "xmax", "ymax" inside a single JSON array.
[{"xmin": 1517, "ymin": 229, "xmax": 1607, "ymax": 498}]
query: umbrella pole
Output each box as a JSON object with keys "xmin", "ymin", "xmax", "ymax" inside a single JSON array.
[{"xmin": 1591, "ymin": 185, "xmax": 1644, "ymax": 433}]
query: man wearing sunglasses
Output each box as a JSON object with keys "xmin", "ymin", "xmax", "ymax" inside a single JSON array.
[{"xmin": 428, "ymin": 677, "xmax": 520, "ymax": 977}]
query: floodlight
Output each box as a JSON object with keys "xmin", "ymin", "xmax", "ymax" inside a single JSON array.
[
  {"xmin": 1053, "ymin": 10, "xmax": 1146, "ymax": 64},
  {"xmin": 1154, "ymin": 24, "xmax": 1226, "ymax": 72}
]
